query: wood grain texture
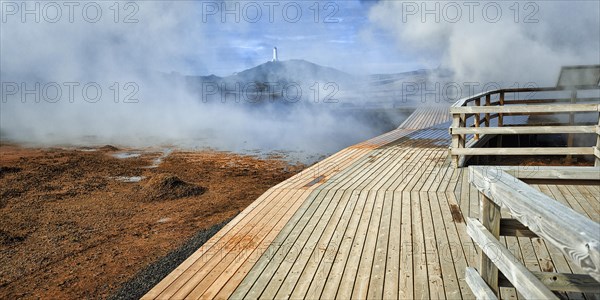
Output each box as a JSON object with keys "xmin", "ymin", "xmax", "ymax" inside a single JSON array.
[
  {"xmin": 466, "ymin": 218, "xmax": 558, "ymax": 299},
  {"xmin": 470, "ymin": 166, "xmax": 600, "ymax": 282}
]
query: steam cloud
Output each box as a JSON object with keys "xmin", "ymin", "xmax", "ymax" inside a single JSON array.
[
  {"xmin": 1, "ymin": 1, "xmax": 599, "ymax": 161},
  {"xmin": 366, "ymin": 1, "xmax": 600, "ymax": 86},
  {"xmin": 1, "ymin": 1, "xmax": 388, "ymax": 162}
]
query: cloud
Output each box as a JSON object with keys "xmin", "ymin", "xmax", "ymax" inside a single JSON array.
[{"xmin": 366, "ymin": 1, "xmax": 600, "ymax": 86}]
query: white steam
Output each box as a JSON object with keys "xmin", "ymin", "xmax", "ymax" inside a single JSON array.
[
  {"xmin": 2, "ymin": 1, "xmax": 599, "ymax": 161},
  {"xmin": 0, "ymin": 1, "xmax": 391, "ymax": 162},
  {"xmin": 367, "ymin": 1, "xmax": 600, "ymax": 86}
]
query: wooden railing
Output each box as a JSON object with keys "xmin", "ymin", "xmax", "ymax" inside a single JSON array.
[
  {"xmin": 449, "ymin": 86, "xmax": 600, "ymax": 167},
  {"xmin": 465, "ymin": 166, "xmax": 600, "ymax": 299}
]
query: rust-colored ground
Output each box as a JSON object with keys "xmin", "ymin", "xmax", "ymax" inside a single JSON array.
[{"xmin": 0, "ymin": 143, "xmax": 303, "ymax": 299}]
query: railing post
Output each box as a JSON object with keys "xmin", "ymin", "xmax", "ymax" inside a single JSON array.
[
  {"xmin": 567, "ymin": 90, "xmax": 577, "ymax": 163},
  {"xmin": 497, "ymin": 92, "xmax": 504, "ymax": 150},
  {"xmin": 479, "ymin": 193, "xmax": 501, "ymax": 296},
  {"xmin": 452, "ymin": 113, "xmax": 461, "ymax": 167},
  {"xmin": 474, "ymin": 98, "xmax": 481, "ymax": 140},
  {"xmin": 594, "ymin": 112, "xmax": 600, "ymax": 167},
  {"xmin": 498, "ymin": 92, "xmax": 504, "ymax": 127},
  {"xmin": 485, "ymin": 95, "xmax": 491, "ymax": 127},
  {"xmin": 460, "ymin": 113, "xmax": 466, "ymax": 159}
]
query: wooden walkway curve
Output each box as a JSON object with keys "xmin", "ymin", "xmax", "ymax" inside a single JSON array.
[{"xmin": 143, "ymin": 107, "xmax": 599, "ymax": 300}]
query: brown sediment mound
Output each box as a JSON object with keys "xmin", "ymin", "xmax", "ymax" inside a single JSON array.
[
  {"xmin": 141, "ymin": 174, "xmax": 206, "ymax": 201},
  {"xmin": 99, "ymin": 145, "xmax": 119, "ymax": 151}
]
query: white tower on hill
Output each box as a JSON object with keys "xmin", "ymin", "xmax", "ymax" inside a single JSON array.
[{"xmin": 272, "ymin": 47, "xmax": 278, "ymax": 62}]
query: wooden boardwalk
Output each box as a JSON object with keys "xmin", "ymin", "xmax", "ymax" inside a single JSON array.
[{"xmin": 143, "ymin": 107, "xmax": 599, "ymax": 299}]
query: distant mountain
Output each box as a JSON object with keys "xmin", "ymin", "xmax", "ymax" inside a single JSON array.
[
  {"xmin": 181, "ymin": 60, "xmax": 454, "ymax": 107},
  {"xmin": 368, "ymin": 68, "xmax": 453, "ymax": 86},
  {"xmin": 185, "ymin": 59, "xmax": 356, "ymax": 88},
  {"xmin": 227, "ymin": 59, "xmax": 356, "ymax": 85}
]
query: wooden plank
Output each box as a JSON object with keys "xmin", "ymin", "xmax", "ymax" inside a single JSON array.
[
  {"xmin": 366, "ymin": 190, "xmax": 394, "ymax": 300},
  {"xmin": 383, "ymin": 149, "xmax": 429, "ymax": 192},
  {"xmin": 451, "ymin": 86, "xmax": 600, "ymax": 108},
  {"xmin": 211, "ymin": 190, "xmax": 312, "ymax": 299},
  {"xmin": 200, "ymin": 190, "xmax": 312, "ymax": 299},
  {"xmin": 319, "ymin": 190, "xmax": 370, "ymax": 299},
  {"xmin": 421, "ymin": 152, "xmax": 449, "ymax": 193},
  {"xmin": 503, "ymin": 234, "xmax": 525, "ymax": 300},
  {"xmin": 355, "ymin": 149, "xmax": 413, "ymax": 192},
  {"xmin": 147, "ymin": 187, "xmax": 290, "ymax": 299},
  {"xmin": 435, "ymin": 161, "xmax": 458, "ymax": 194},
  {"xmin": 502, "ymin": 97, "xmax": 600, "ymax": 105},
  {"xmin": 497, "ymin": 237, "xmax": 519, "ymax": 300},
  {"xmin": 429, "ymin": 193, "xmax": 462, "ymax": 299},
  {"xmin": 499, "ymin": 166, "xmax": 600, "ymax": 181},
  {"xmin": 232, "ymin": 188, "xmax": 333, "ymax": 298},
  {"xmin": 499, "ymin": 272, "xmax": 600, "ymax": 293},
  {"xmin": 350, "ymin": 191, "xmax": 385, "ymax": 299},
  {"xmin": 279, "ymin": 148, "xmax": 359, "ymax": 190},
  {"xmin": 541, "ymin": 183, "xmax": 600, "ymax": 300},
  {"xmin": 465, "ymin": 267, "xmax": 499, "ymax": 300},
  {"xmin": 450, "ymin": 103, "xmax": 599, "ymax": 114},
  {"xmin": 451, "ymin": 147, "xmax": 594, "ymax": 156},
  {"xmin": 393, "ymin": 149, "xmax": 439, "ymax": 192},
  {"xmin": 411, "ymin": 192, "xmax": 430, "ymax": 299},
  {"xmin": 382, "ymin": 191, "xmax": 400, "ymax": 300},
  {"xmin": 260, "ymin": 189, "xmax": 345, "ymax": 298},
  {"xmin": 479, "ymin": 194, "xmax": 501, "ymax": 295},
  {"xmin": 565, "ymin": 186, "xmax": 600, "ymax": 222},
  {"xmin": 470, "ymin": 166, "xmax": 600, "ymax": 282},
  {"xmin": 450, "ymin": 125, "xmax": 597, "ymax": 135},
  {"xmin": 369, "ymin": 149, "xmax": 418, "ymax": 198},
  {"xmin": 335, "ymin": 191, "xmax": 378, "ymax": 299},
  {"xmin": 399, "ymin": 191, "xmax": 414, "ymax": 299},
  {"xmin": 460, "ymin": 168, "xmax": 471, "ymax": 218},
  {"xmin": 532, "ymin": 184, "xmax": 586, "ymax": 299},
  {"xmin": 141, "ymin": 186, "xmax": 285, "ymax": 299},
  {"xmin": 438, "ymin": 192, "xmax": 473, "ymax": 298},
  {"xmin": 555, "ymin": 185, "xmax": 596, "ymax": 221},
  {"xmin": 420, "ymin": 192, "xmax": 447, "ymax": 300},
  {"xmin": 288, "ymin": 189, "xmax": 360, "ymax": 299},
  {"xmin": 296, "ymin": 145, "xmax": 397, "ymax": 300},
  {"xmin": 466, "ymin": 218, "xmax": 558, "ymax": 299},
  {"xmin": 169, "ymin": 189, "xmax": 298, "ymax": 299},
  {"xmin": 469, "ymin": 176, "xmax": 480, "ymax": 220}
]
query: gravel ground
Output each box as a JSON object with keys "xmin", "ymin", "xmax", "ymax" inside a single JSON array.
[{"xmin": 110, "ymin": 218, "xmax": 233, "ymax": 300}]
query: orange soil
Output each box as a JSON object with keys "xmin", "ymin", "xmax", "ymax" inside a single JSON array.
[{"xmin": 0, "ymin": 143, "xmax": 303, "ymax": 299}]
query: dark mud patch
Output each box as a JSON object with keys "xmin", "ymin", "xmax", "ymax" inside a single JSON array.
[
  {"xmin": 449, "ymin": 203, "xmax": 464, "ymax": 223},
  {"xmin": 0, "ymin": 230, "xmax": 27, "ymax": 246},
  {"xmin": 141, "ymin": 174, "xmax": 207, "ymax": 201}
]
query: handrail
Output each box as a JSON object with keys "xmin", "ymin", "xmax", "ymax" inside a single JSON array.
[
  {"xmin": 465, "ymin": 166, "xmax": 600, "ymax": 298},
  {"xmin": 449, "ymin": 86, "xmax": 600, "ymax": 167},
  {"xmin": 451, "ymin": 85, "xmax": 600, "ymax": 107}
]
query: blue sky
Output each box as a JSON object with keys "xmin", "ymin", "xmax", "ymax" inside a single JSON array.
[{"xmin": 186, "ymin": 0, "xmax": 428, "ymax": 76}]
